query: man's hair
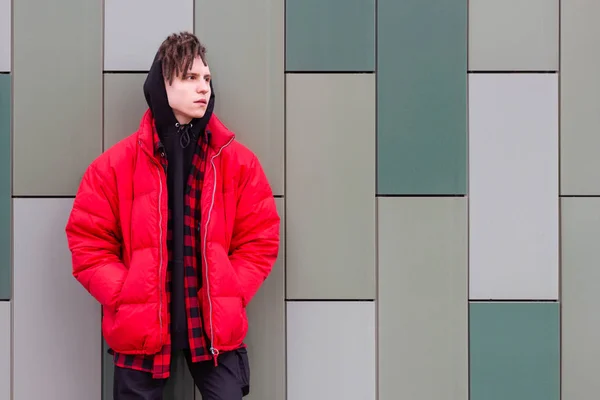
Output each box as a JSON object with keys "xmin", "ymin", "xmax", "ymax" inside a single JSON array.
[{"xmin": 158, "ymin": 32, "xmax": 207, "ymax": 85}]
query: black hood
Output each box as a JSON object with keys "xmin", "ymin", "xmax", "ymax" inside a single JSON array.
[{"xmin": 143, "ymin": 51, "xmax": 215, "ymax": 144}]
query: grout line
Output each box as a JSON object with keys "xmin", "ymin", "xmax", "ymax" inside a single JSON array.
[
  {"xmin": 465, "ymin": 0, "xmax": 471, "ymax": 397},
  {"xmin": 103, "ymin": 70, "xmax": 149, "ymax": 74},
  {"xmin": 285, "ymin": 299, "xmax": 376, "ymax": 302},
  {"xmin": 100, "ymin": 1, "xmax": 106, "ymax": 397},
  {"xmin": 11, "ymin": 195, "xmax": 76, "ymax": 199},
  {"xmin": 468, "ymin": 299, "xmax": 560, "ymax": 303},
  {"xmin": 557, "ymin": 1, "xmax": 563, "ymax": 398},
  {"xmin": 285, "ymin": 70, "xmax": 375, "ymax": 74},
  {"xmin": 559, "ymin": 195, "xmax": 600, "ymax": 198},
  {"xmin": 376, "ymin": 194, "xmax": 467, "ymax": 198},
  {"xmin": 468, "ymin": 70, "xmax": 558, "ymax": 74},
  {"xmin": 9, "ymin": 0, "xmax": 13, "ymax": 397},
  {"xmin": 282, "ymin": 0, "xmax": 288, "ymax": 398},
  {"xmin": 374, "ymin": 0, "xmax": 379, "ymax": 399}
]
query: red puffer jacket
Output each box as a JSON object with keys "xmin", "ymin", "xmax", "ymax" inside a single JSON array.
[{"xmin": 65, "ymin": 110, "xmax": 280, "ymax": 359}]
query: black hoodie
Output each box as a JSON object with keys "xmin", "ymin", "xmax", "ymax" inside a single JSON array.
[{"xmin": 142, "ymin": 51, "xmax": 215, "ymax": 351}]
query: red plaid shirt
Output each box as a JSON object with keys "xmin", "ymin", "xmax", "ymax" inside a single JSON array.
[{"xmin": 108, "ymin": 128, "xmax": 213, "ymax": 379}]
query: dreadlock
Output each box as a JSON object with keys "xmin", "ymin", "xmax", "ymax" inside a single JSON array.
[{"xmin": 157, "ymin": 32, "xmax": 207, "ymax": 85}]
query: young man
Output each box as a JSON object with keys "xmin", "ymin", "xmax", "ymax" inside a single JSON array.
[{"xmin": 65, "ymin": 32, "xmax": 280, "ymax": 400}]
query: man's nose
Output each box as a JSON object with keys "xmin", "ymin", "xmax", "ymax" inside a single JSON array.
[{"xmin": 197, "ymin": 82, "xmax": 209, "ymax": 93}]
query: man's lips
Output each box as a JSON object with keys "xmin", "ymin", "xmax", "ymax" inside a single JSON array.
[{"xmin": 194, "ymin": 99, "xmax": 207, "ymax": 104}]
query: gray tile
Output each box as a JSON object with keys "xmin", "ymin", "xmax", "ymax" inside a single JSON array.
[
  {"xmin": 12, "ymin": 0, "xmax": 102, "ymax": 196},
  {"xmin": 285, "ymin": 0, "xmax": 375, "ymax": 72},
  {"xmin": 103, "ymin": 73, "xmax": 149, "ymax": 150},
  {"xmin": 164, "ymin": 352, "xmax": 195, "ymax": 400},
  {"xmin": 0, "ymin": 302, "xmax": 9, "ymax": 400},
  {"xmin": 0, "ymin": 0, "xmax": 9, "ymax": 71},
  {"xmin": 468, "ymin": 73, "xmax": 559, "ymax": 300},
  {"xmin": 102, "ymin": 340, "xmax": 113, "ymax": 400},
  {"xmin": 13, "ymin": 199, "xmax": 101, "ymax": 399},
  {"xmin": 286, "ymin": 301, "xmax": 376, "ymax": 400},
  {"xmin": 0, "ymin": 75, "xmax": 10, "ymax": 301},
  {"xmin": 196, "ymin": 199, "xmax": 285, "ymax": 400},
  {"xmin": 244, "ymin": 198, "xmax": 285, "ymax": 400},
  {"xmin": 561, "ymin": 197, "xmax": 600, "ymax": 398},
  {"xmin": 104, "ymin": 340, "xmax": 196, "ymax": 400},
  {"xmin": 285, "ymin": 74, "xmax": 376, "ymax": 300},
  {"xmin": 560, "ymin": 1, "xmax": 600, "ymax": 195},
  {"xmin": 104, "ymin": 0, "xmax": 193, "ymax": 71},
  {"xmin": 469, "ymin": 0, "xmax": 559, "ymax": 71},
  {"xmin": 195, "ymin": 0, "xmax": 284, "ymax": 196},
  {"xmin": 378, "ymin": 197, "xmax": 468, "ymax": 400}
]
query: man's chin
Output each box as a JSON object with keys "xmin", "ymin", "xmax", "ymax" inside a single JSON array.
[{"xmin": 185, "ymin": 111, "xmax": 206, "ymax": 120}]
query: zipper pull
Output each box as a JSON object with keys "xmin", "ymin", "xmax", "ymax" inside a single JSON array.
[{"xmin": 211, "ymin": 347, "xmax": 219, "ymax": 367}]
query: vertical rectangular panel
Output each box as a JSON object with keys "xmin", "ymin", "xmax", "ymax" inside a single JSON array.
[
  {"xmin": 470, "ymin": 302, "xmax": 560, "ymax": 400},
  {"xmin": 285, "ymin": 0, "xmax": 375, "ymax": 72},
  {"xmin": 561, "ymin": 197, "xmax": 600, "ymax": 398},
  {"xmin": 195, "ymin": 0, "xmax": 284, "ymax": 196},
  {"xmin": 196, "ymin": 198, "xmax": 285, "ymax": 400},
  {"xmin": 378, "ymin": 197, "xmax": 468, "ymax": 400},
  {"xmin": 13, "ymin": 199, "xmax": 101, "ymax": 399},
  {"xmin": 286, "ymin": 301, "xmax": 376, "ymax": 400},
  {"xmin": 468, "ymin": 73, "xmax": 558, "ymax": 300},
  {"xmin": 244, "ymin": 198, "xmax": 285, "ymax": 400},
  {"xmin": 468, "ymin": 0, "xmax": 558, "ymax": 71},
  {"xmin": 13, "ymin": 0, "xmax": 102, "ymax": 196},
  {"xmin": 560, "ymin": 1, "xmax": 600, "ymax": 195},
  {"xmin": 285, "ymin": 74, "xmax": 375, "ymax": 300},
  {"xmin": 164, "ymin": 353, "xmax": 195, "ymax": 400},
  {"xmin": 102, "ymin": 340, "xmax": 113, "ymax": 400},
  {"xmin": 104, "ymin": 0, "xmax": 193, "ymax": 71},
  {"xmin": 104, "ymin": 74, "xmax": 148, "ymax": 150},
  {"xmin": 0, "ymin": 75, "xmax": 10, "ymax": 300},
  {"xmin": 0, "ymin": 0, "xmax": 9, "ymax": 71},
  {"xmin": 377, "ymin": 0, "xmax": 467, "ymax": 195},
  {"xmin": 0, "ymin": 302, "xmax": 10, "ymax": 400}
]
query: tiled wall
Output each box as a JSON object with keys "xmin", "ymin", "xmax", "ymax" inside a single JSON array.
[{"xmin": 0, "ymin": 1, "xmax": 599, "ymax": 400}]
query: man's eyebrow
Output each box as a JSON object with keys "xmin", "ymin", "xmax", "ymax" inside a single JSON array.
[{"xmin": 184, "ymin": 72, "xmax": 210, "ymax": 79}]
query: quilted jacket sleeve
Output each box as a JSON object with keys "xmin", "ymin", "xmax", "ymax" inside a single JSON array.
[
  {"xmin": 229, "ymin": 154, "xmax": 280, "ymax": 307},
  {"xmin": 65, "ymin": 162, "xmax": 127, "ymax": 310}
]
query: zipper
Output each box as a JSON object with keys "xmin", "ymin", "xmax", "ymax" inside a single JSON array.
[
  {"xmin": 203, "ymin": 136, "xmax": 235, "ymax": 366},
  {"xmin": 139, "ymin": 139, "xmax": 166, "ymax": 348},
  {"xmin": 154, "ymin": 163, "xmax": 164, "ymax": 348}
]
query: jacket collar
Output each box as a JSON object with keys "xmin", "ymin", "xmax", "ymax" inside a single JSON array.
[{"xmin": 137, "ymin": 109, "xmax": 235, "ymax": 155}]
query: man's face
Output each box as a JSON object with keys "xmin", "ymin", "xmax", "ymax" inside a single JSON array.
[{"xmin": 164, "ymin": 56, "xmax": 211, "ymax": 124}]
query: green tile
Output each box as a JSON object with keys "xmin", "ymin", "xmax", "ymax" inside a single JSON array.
[
  {"xmin": 285, "ymin": 0, "xmax": 375, "ymax": 72},
  {"xmin": 0, "ymin": 75, "xmax": 10, "ymax": 300},
  {"xmin": 377, "ymin": 0, "xmax": 467, "ymax": 195},
  {"xmin": 469, "ymin": 302, "xmax": 560, "ymax": 400}
]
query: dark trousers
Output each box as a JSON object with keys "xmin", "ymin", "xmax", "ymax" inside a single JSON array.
[{"xmin": 113, "ymin": 348, "xmax": 250, "ymax": 400}]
